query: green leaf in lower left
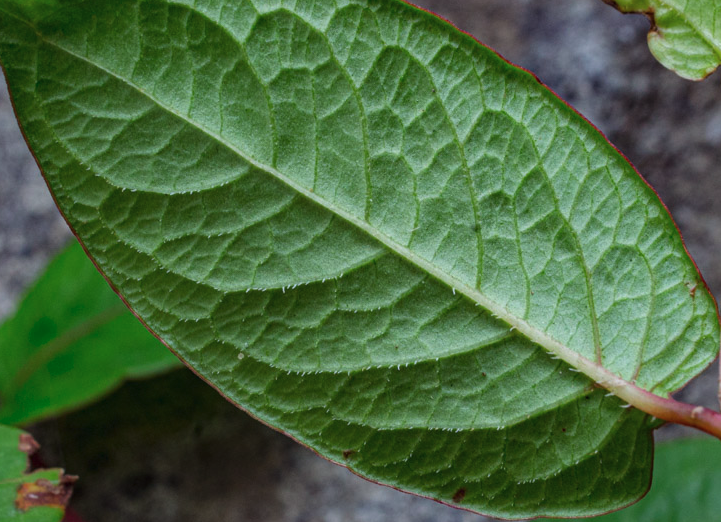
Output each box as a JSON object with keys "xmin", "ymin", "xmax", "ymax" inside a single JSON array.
[
  {"xmin": 0, "ymin": 424, "xmax": 73, "ymax": 522},
  {"xmin": 0, "ymin": 241, "xmax": 180, "ymax": 426}
]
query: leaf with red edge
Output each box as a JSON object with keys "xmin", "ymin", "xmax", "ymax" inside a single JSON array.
[{"xmin": 0, "ymin": 0, "xmax": 719, "ymax": 518}]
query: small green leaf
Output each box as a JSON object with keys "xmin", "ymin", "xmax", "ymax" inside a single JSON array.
[
  {"xmin": 0, "ymin": 424, "xmax": 73, "ymax": 522},
  {"xmin": 606, "ymin": 0, "xmax": 721, "ymax": 80},
  {"xmin": 0, "ymin": 242, "xmax": 180, "ymax": 425},
  {"xmin": 565, "ymin": 437, "xmax": 721, "ymax": 521},
  {"xmin": 0, "ymin": 0, "xmax": 718, "ymax": 518}
]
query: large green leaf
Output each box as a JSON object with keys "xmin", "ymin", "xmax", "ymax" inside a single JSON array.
[
  {"xmin": 0, "ymin": 0, "xmax": 718, "ymax": 518},
  {"xmin": 604, "ymin": 0, "xmax": 721, "ymax": 80},
  {"xmin": 0, "ymin": 241, "xmax": 180, "ymax": 426},
  {"xmin": 0, "ymin": 424, "xmax": 73, "ymax": 521},
  {"xmin": 567, "ymin": 437, "xmax": 721, "ymax": 521}
]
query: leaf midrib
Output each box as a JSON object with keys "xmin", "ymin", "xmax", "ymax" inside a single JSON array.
[{"xmin": 8, "ymin": 8, "xmax": 656, "ymax": 409}]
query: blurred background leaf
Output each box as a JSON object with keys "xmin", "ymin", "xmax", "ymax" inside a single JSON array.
[{"xmin": 0, "ymin": 242, "xmax": 181, "ymax": 426}]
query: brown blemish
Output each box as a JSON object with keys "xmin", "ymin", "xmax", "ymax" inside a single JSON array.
[
  {"xmin": 452, "ymin": 488, "xmax": 466, "ymax": 503},
  {"xmin": 644, "ymin": 8, "xmax": 657, "ymax": 32},
  {"xmin": 15, "ymin": 474, "xmax": 77, "ymax": 512},
  {"xmin": 684, "ymin": 281, "xmax": 698, "ymax": 298},
  {"xmin": 14, "ymin": 432, "xmax": 77, "ymax": 513},
  {"xmin": 342, "ymin": 449, "xmax": 356, "ymax": 459},
  {"xmin": 18, "ymin": 433, "xmax": 40, "ymax": 456}
]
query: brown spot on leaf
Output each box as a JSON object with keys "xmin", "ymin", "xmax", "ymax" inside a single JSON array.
[
  {"xmin": 15, "ymin": 474, "xmax": 77, "ymax": 512},
  {"xmin": 452, "ymin": 488, "xmax": 466, "ymax": 503},
  {"xmin": 18, "ymin": 433, "xmax": 40, "ymax": 456},
  {"xmin": 342, "ymin": 449, "xmax": 356, "ymax": 459}
]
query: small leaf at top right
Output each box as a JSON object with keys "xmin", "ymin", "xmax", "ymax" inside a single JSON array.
[{"xmin": 604, "ymin": 0, "xmax": 721, "ymax": 80}]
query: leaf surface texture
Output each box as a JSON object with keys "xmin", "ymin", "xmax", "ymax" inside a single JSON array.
[{"xmin": 0, "ymin": 0, "xmax": 718, "ymax": 517}]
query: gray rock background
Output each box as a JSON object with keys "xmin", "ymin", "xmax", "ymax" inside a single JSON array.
[{"xmin": 1, "ymin": 0, "xmax": 720, "ymax": 520}]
